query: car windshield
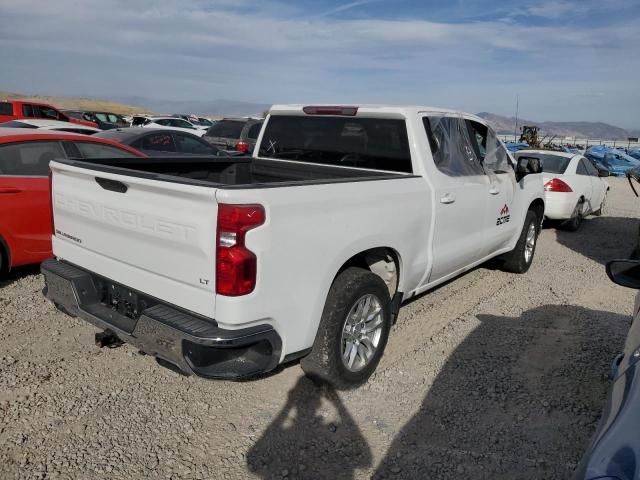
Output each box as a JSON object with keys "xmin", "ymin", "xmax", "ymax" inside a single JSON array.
[
  {"xmin": 206, "ymin": 120, "xmax": 245, "ymax": 139},
  {"xmin": 516, "ymin": 153, "xmax": 570, "ymax": 174},
  {"xmin": 259, "ymin": 115, "xmax": 412, "ymax": 173}
]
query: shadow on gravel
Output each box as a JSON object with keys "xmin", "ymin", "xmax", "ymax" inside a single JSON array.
[
  {"xmin": 555, "ymin": 216, "xmax": 639, "ymax": 265},
  {"xmin": 247, "ymin": 376, "xmax": 372, "ymax": 480},
  {"xmin": 373, "ymin": 304, "xmax": 629, "ymax": 480},
  {"xmin": 0, "ymin": 264, "xmax": 40, "ymax": 289}
]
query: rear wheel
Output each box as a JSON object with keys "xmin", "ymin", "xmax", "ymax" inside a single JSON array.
[
  {"xmin": 300, "ymin": 267, "xmax": 392, "ymax": 389},
  {"xmin": 564, "ymin": 199, "xmax": 585, "ymax": 231},
  {"xmin": 500, "ymin": 210, "xmax": 539, "ymax": 274}
]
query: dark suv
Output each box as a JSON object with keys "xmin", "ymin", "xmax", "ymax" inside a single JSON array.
[{"xmin": 203, "ymin": 118, "xmax": 263, "ymax": 153}]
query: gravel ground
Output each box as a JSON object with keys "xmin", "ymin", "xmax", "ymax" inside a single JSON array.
[{"xmin": 1, "ymin": 177, "xmax": 639, "ymax": 480}]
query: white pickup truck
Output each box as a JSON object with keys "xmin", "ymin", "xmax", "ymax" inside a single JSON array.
[{"xmin": 42, "ymin": 105, "xmax": 544, "ymax": 388}]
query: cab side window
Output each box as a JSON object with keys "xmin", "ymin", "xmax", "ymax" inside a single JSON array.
[{"xmin": 423, "ymin": 116, "xmax": 484, "ymax": 176}]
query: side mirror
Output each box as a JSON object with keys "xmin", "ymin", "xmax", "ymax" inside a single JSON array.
[
  {"xmin": 607, "ymin": 260, "xmax": 640, "ymax": 289},
  {"xmin": 598, "ymin": 169, "xmax": 610, "ymax": 177}
]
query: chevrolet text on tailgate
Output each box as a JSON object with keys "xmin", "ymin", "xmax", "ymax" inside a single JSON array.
[{"xmin": 42, "ymin": 105, "xmax": 545, "ymax": 388}]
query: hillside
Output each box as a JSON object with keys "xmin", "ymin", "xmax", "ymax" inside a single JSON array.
[
  {"xmin": 477, "ymin": 112, "xmax": 632, "ymax": 140},
  {"xmin": 0, "ymin": 91, "xmax": 151, "ymax": 115},
  {"xmin": 111, "ymin": 96, "xmax": 270, "ymax": 117}
]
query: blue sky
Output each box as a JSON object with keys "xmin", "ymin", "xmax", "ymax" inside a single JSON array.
[{"xmin": 1, "ymin": 0, "xmax": 638, "ymax": 127}]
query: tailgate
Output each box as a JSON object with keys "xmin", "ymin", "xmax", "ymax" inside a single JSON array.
[{"xmin": 50, "ymin": 161, "xmax": 218, "ymax": 318}]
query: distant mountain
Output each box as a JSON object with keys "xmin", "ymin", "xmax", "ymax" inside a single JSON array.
[
  {"xmin": 111, "ymin": 96, "xmax": 270, "ymax": 118},
  {"xmin": 0, "ymin": 91, "xmax": 151, "ymax": 115},
  {"xmin": 477, "ymin": 112, "xmax": 632, "ymax": 140}
]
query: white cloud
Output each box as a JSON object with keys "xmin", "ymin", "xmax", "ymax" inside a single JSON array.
[{"xmin": 0, "ymin": 0, "xmax": 637, "ymax": 126}]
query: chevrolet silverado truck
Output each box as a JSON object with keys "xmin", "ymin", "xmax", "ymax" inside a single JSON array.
[{"xmin": 42, "ymin": 105, "xmax": 544, "ymax": 388}]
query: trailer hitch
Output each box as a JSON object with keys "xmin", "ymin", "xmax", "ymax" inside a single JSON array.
[{"xmin": 95, "ymin": 330, "xmax": 124, "ymax": 349}]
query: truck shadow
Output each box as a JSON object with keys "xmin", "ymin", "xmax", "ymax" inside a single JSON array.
[
  {"xmin": 553, "ymin": 216, "xmax": 639, "ymax": 264},
  {"xmin": 373, "ymin": 304, "xmax": 629, "ymax": 479},
  {"xmin": 0, "ymin": 264, "xmax": 40, "ymax": 289},
  {"xmin": 246, "ymin": 376, "xmax": 372, "ymax": 480}
]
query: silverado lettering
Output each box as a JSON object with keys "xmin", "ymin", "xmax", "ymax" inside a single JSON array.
[{"xmin": 54, "ymin": 193, "xmax": 196, "ymax": 242}]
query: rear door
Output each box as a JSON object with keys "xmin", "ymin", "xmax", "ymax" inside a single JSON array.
[
  {"xmin": 423, "ymin": 115, "xmax": 490, "ymax": 282},
  {"xmin": 50, "ymin": 160, "xmax": 219, "ymax": 317},
  {"xmin": 582, "ymin": 157, "xmax": 605, "ymax": 211},
  {"xmin": 575, "ymin": 158, "xmax": 594, "ymax": 210},
  {"xmin": 0, "ymin": 141, "xmax": 66, "ymax": 265}
]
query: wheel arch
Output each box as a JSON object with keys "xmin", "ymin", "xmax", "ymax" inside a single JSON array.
[
  {"xmin": 335, "ymin": 246, "xmax": 402, "ymax": 296},
  {"xmin": 528, "ymin": 198, "xmax": 545, "ymax": 223}
]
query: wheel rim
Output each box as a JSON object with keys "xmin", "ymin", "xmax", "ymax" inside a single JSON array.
[
  {"xmin": 524, "ymin": 222, "xmax": 536, "ymax": 263},
  {"xmin": 340, "ymin": 294, "xmax": 384, "ymax": 372}
]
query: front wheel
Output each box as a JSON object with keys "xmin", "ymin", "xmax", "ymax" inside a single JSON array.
[
  {"xmin": 500, "ymin": 210, "xmax": 539, "ymax": 274},
  {"xmin": 300, "ymin": 267, "xmax": 392, "ymax": 389}
]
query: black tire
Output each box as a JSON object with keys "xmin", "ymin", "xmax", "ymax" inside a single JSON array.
[
  {"xmin": 563, "ymin": 200, "xmax": 585, "ymax": 231},
  {"xmin": 500, "ymin": 210, "xmax": 539, "ymax": 274},
  {"xmin": 300, "ymin": 267, "xmax": 392, "ymax": 390},
  {"xmin": 0, "ymin": 243, "xmax": 8, "ymax": 275}
]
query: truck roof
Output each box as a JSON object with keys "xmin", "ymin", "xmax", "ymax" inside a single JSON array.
[{"xmin": 269, "ymin": 104, "xmax": 486, "ymax": 123}]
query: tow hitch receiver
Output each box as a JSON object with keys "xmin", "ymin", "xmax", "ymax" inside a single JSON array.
[{"xmin": 95, "ymin": 330, "xmax": 123, "ymax": 349}]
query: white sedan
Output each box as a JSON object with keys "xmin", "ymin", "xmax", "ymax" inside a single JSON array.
[
  {"xmin": 515, "ymin": 150, "xmax": 609, "ymax": 231},
  {"xmin": 0, "ymin": 118, "xmax": 100, "ymax": 135},
  {"xmin": 131, "ymin": 116, "xmax": 207, "ymax": 137}
]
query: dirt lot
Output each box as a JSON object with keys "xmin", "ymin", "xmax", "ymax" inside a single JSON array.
[{"xmin": 1, "ymin": 177, "xmax": 638, "ymax": 480}]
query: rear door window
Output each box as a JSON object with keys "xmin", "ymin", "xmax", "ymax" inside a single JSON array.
[
  {"xmin": 423, "ymin": 116, "xmax": 484, "ymax": 176},
  {"xmin": 259, "ymin": 115, "xmax": 412, "ymax": 173},
  {"xmin": 576, "ymin": 159, "xmax": 589, "ymax": 175},
  {"xmin": 206, "ymin": 120, "xmax": 245, "ymax": 139},
  {"xmin": 137, "ymin": 133, "xmax": 176, "ymax": 152},
  {"xmin": 0, "ymin": 141, "xmax": 66, "ymax": 176},
  {"xmin": 246, "ymin": 123, "xmax": 262, "ymax": 140},
  {"xmin": 583, "ymin": 158, "xmax": 599, "ymax": 176},
  {"xmin": 22, "ymin": 104, "xmax": 35, "ymax": 117},
  {"xmin": 74, "ymin": 142, "xmax": 138, "ymax": 158},
  {"xmin": 37, "ymin": 106, "xmax": 60, "ymax": 120},
  {"xmin": 173, "ymin": 134, "xmax": 212, "ymax": 154}
]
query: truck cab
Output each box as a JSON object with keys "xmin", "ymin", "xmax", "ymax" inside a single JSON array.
[{"xmin": 0, "ymin": 100, "xmax": 98, "ymax": 129}]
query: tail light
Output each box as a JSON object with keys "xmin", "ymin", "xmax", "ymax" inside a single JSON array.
[
  {"xmin": 236, "ymin": 141, "xmax": 250, "ymax": 153},
  {"xmin": 216, "ymin": 204, "xmax": 265, "ymax": 296},
  {"xmin": 544, "ymin": 178, "xmax": 573, "ymax": 192},
  {"xmin": 48, "ymin": 169, "xmax": 55, "ymax": 234}
]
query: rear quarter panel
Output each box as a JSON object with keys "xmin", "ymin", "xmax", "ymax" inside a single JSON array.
[{"xmin": 215, "ymin": 176, "xmax": 431, "ymax": 357}]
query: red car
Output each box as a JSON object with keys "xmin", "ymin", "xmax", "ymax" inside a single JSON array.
[
  {"xmin": 0, "ymin": 100, "xmax": 98, "ymax": 128},
  {"xmin": 0, "ymin": 128, "xmax": 144, "ymax": 273}
]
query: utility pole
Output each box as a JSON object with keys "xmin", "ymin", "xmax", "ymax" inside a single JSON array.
[{"xmin": 513, "ymin": 94, "xmax": 519, "ymax": 142}]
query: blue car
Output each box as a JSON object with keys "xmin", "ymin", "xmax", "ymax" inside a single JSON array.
[
  {"xmin": 585, "ymin": 146, "xmax": 640, "ymax": 176},
  {"xmin": 628, "ymin": 149, "xmax": 640, "ymax": 161},
  {"xmin": 504, "ymin": 141, "xmax": 530, "ymax": 153}
]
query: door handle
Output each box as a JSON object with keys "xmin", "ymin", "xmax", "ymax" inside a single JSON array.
[
  {"xmin": 0, "ymin": 187, "xmax": 21, "ymax": 194},
  {"xmin": 440, "ymin": 193, "xmax": 456, "ymax": 204},
  {"xmin": 489, "ymin": 187, "xmax": 500, "ymax": 195}
]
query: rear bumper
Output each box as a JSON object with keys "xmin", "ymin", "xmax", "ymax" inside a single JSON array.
[
  {"xmin": 41, "ymin": 258, "xmax": 282, "ymax": 379},
  {"xmin": 544, "ymin": 192, "xmax": 578, "ymax": 220}
]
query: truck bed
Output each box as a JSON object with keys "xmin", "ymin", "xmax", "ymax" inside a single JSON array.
[{"xmin": 53, "ymin": 156, "xmax": 409, "ymax": 189}]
